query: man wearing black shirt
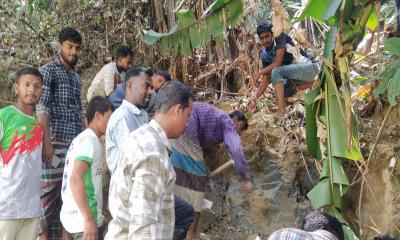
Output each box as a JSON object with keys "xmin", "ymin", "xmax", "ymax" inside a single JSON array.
[{"xmin": 249, "ymin": 21, "xmax": 319, "ymax": 117}]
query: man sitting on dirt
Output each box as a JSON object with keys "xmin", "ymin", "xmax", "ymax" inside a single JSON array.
[
  {"xmin": 170, "ymin": 102, "xmax": 252, "ymax": 239},
  {"xmin": 108, "ymin": 68, "xmax": 170, "ymax": 111},
  {"xmin": 87, "ymin": 46, "xmax": 133, "ymax": 101},
  {"xmin": 268, "ymin": 210, "xmax": 344, "ymax": 240},
  {"xmin": 248, "ymin": 21, "xmax": 319, "ymax": 117}
]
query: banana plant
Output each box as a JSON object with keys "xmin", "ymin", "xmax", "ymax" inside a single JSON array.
[
  {"xmin": 300, "ymin": 0, "xmax": 378, "ymax": 239},
  {"xmin": 142, "ymin": 0, "xmax": 243, "ymax": 55}
]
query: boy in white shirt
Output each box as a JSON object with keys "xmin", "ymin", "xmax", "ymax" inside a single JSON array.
[{"xmin": 60, "ymin": 96, "xmax": 113, "ymax": 239}]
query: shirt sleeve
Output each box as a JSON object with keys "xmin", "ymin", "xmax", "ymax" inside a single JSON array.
[
  {"xmin": 103, "ymin": 65, "xmax": 117, "ymax": 96},
  {"xmin": 37, "ymin": 66, "xmax": 53, "ymax": 116},
  {"xmin": 106, "ymin": 117, "xmax": 131, "ymax": 173},
  {"xmin": 274, "ymin": 33, "xmax": 287, "ymax": 49},
  {"xmin": 74, "ymin": 135, "xmax": 95, "ymax": 164},
  {"xmin": 128, "ymin": 154, "xmax": 164, "ymax": 239},
  {"xmin": 0, "ymin": 121, "xmax": 3, "ymax": 142},
  {"xmin": 223, "ymin": 120, "xmax": 249, "ymax": 181}
]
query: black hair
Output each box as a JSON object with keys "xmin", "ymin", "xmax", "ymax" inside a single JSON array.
[
  {"xmin": 374, "ymin": 236, "xmax": 399, "ymax": 240},
  {"xmin": 154, "ymin": 81, "xmax": 192, "ymax": 113},
  {"xmin": 229, "ymin": 111, "xmax": 248, "ymax": 130},
  {"xmin": 256, "ymin": 21, "xmax": 273, "ymax": 35},
  {"xmin": 145, "ymin": 67, "xmax": 154, "ymax": 77},
  {"xmin": 302, "ymin": 211, "xmax": 344, "ymax": 240},
  {"xmin": 59, "ymin": 27, "xmax": 82, "ymax": 44},
  {"xmin": 124, "ymin": 67, "xmax": 148, "ymax": 88},
  {"xmin": 116, "ymin": 46, "xmax": 133, "ymax": 59},
  {"xmin": 15, "ymin": 67, "xmax": 43, "ymax": 84},
  {"xmin": 155, "ymin": 69, "xmax": 172, "ymax": 82},
  {"xmin": 86, "ymin": 96, "xmax": 113, "ymax": 124}
]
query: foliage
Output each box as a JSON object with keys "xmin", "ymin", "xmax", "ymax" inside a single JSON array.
[
  {"xmin": 302, "ymin": 0, "xmax": 378, "ymax": 239},
  {"xmin": 143, "ymin": 0, "xmax": 244, "ymax": 55},
  {"xmin": 373, "ymin": 37, "xmax": 400, "ymax": 106}
]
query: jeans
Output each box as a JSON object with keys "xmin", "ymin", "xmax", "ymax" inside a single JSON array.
[
  {"xmin": 173, "ymin": 196, "xmax": 195, "ymax": 240},
  {"xmin": 271, "ymin": 63, "xmax": 319, "ymax": 97}
]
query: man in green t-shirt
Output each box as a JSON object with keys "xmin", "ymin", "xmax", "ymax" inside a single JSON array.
[
  {"xmin": 60, "ymin": 96, "xmax": 113, "ymax": 239},
  {"xmin": 0, "ymin": 67, "xmax": 44, "ymax": 240}
]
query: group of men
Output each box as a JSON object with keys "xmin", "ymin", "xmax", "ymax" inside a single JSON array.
[
  {"xmin": 0, "ymin": 17, "xmax": 351, "ymax": 240},
  {"xmin": 0, "ymin": 26, "xmax": 252, "ymax": 240}
]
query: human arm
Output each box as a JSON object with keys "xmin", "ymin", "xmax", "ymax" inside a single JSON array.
[
  {"xmin": 103, "ymin": 65, "xmax": 119, "ymax": 97},
  {"xmin": 70, "ymin": 160, "xmax": 98, "ymax": 240},
  {"xmin": 106, "ymin": 118, "xmax": 131, "ymax": 173},
  {"xmin": 186, "ymin": 212, "xmax": 201, "ymax": 240},
  {"xmin": 223, "ymin": 121, "xmax": 251, "ymax": 195},
  {"xmin": 37, "ymin": 66, "xmax": 54, "ymax": 164}
]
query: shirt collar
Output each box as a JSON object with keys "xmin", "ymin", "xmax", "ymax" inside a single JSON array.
[
  {"xmin": 149, "ymin": 119, "xmax": 171, "ymax": 151},
  {"xmin": 55, "ymin": 58, "xmax": 77, "ymax": 73},
  {"xmin": 121, "ymin": 99, "xmax": 143, "ymax": 115}
]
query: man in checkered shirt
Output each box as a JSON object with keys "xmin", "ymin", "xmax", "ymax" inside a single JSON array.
[
  {"xmin": 106, "ymin": 81, "xmax": 193, "ymax": 240},
  {"xmin": 37, "ymin": 27, "xmax": 85, "ymax": 240}
]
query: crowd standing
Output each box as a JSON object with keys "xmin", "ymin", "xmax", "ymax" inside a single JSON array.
[{"xmin": 0, "ymin": 21, "xmax": 353, "ymax": 240}]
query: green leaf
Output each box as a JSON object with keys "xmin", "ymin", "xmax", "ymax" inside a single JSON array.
[
  {"xmin": 384, "ymin": 37, "xmax": 400, "ymax": 57},
  {"xmin": 323, "ymin": 27, "xmax": 337, "ymax": 59},
  {"xmin": 374, "ymin": 60, "xmax": 400, "ymax": 98},
  {"xmin": 327, "ymin": 208, "xmax": 360, "ymax": 240},
  {"xmin": 299, "ymin": 0, "xmax": 329, "ymax": 21},
  {"xmin": 142, "ymin": 0, "xmax": 243, "ymax": 55},
  {"xmin": 322, "ymin": 0, "xmax": 342, "ymax": 23},
  {"xmin": 307, "ymin": 178, "xmax": 333, "ymax": 209},
  {"xmin": 227, "ymin": 0, "xmax": 243, "ymax": 26},
  {"xmin": 388, "ymin": 68, "xmax": 400, "ymax": 106},
  {"xmin": 327, "ymin": 89, "xmax": 362, "ymax": 160},
  {"xmin": 143, "ymin": 30, "xmax": 168, "ymax": 45},
  {"xmin": 366, "ymin": 7, "xmax": 378, "ymax": 31},
  {"xmin": 320, "ymin": 157, "xmax": 350, "ymax": 187},
  {"xmin": 305, "ymin": 89, "xmax": 322, "ymax": 160},
  {"xmin": 176, "ymin": 10, "xmax": 197, "ymax": 29}
]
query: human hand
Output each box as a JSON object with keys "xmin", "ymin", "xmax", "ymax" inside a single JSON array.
[
  {"xmin": 42, "ymin": 139, "xmax": 54, "ymax": 164},
  {"xmin": 83, "ymin": 218, "xmax": 98, "ymax": 240},
  {"xmin": 185, "ymin": 222, "xmax": 197, "ymax": 240},
  {"xmin": 241, "ymin": 180, "xmax": 252, "ymax": 200}
]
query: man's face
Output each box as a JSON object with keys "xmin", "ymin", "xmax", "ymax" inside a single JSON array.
[
  {"xmin": 258, "ymin": 31, "xmax": 273, "ymax": 49},
  {"xmin": 152, "ymin": 74, "xmax": 167, "ymax": 92},
  {"xmin": 170, "ymin": 100, "xmax": 193, "ymax": 139},
  {"xmin": 15, "ymin": 74, "xmax": 43, "ymax": 106},
  {"xmin": 98, "ymin": 109, "xmax": 113, "ymax": 136},
  {"xmin": 128, "ymin": 72, "xmax": 153, "ymax": 108},
  {"xmin": 59, "ymin": 40, "xmax": 81, "ymax": 67},
  {"xmin": 117, "ymin": 55, "xmax": 133, "ymax": 72}
]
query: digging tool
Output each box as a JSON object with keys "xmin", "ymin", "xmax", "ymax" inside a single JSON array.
[{"xmin": 208, "ymin": 159, "xmax": 234, "ymax": 179}]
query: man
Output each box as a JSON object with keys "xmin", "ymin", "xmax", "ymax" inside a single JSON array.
[
  {"xmin": 248, "ymin": 21, "xmax": 319, "ymax": 117},
  {"xmin": 87, "ymin": 46, "xmax": 133, "ymax": 101},
  {"xmin": 105, "ymin": 81, "xmax": 193, "ymax": 239},
  {"xmin": 0, "ymin": 67, "xmax": 44, "ymax": 240},
  {"xmin": 37, "ymin": 27, "xmax": 84, "ymax": 239},
  {"xmin": 60, "ymin": 96, "xmax": 113, "ymax": 240},
  {"xmin": 105, "ymin": 67, "xmax": 152, "ymax": 174},
  {"xmin": 145, "ymin": 69, "xmax": 171, "ymax": 113},
  {"xmin": 268, "ymin": 210, "xmax": 344, "ymax": 240},
  {"xmin": 108, "ymin": 68, "xmax": 170, "ymax": 111},
  {"xmin": 170, "ymin": 102, "xmax": 252, "ymax": 239}
]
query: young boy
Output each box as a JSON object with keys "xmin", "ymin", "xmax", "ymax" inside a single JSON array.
[
  {"xmin": 60, "ymin": 96, "xmax": 113, "ymax": 239},
  {"xmin": 0, "ymin": 67, "xmax": 44, "ymax": 240}
]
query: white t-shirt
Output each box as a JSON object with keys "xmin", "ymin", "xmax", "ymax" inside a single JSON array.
[
  {"xmin": 87, "ymin": 62, "xmax": 125, "ymax": 101},
  {"xmin": 60, "ymin": 128, "xmax": 104, "ymax": 233}
]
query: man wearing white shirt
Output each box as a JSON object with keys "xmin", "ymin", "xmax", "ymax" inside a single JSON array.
[
  {"xmin": 105, "ymin": 67, "xmax": 152, "ymax": 174},
  {"xmin": 87, "ymin": 46, "xmax": 133, "ymax": 101}
]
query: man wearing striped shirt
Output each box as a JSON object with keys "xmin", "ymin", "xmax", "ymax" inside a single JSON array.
[{"xmin": 106, "ymin": 81, "xmax": 193, "ymax": 240}]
